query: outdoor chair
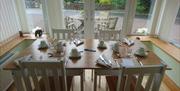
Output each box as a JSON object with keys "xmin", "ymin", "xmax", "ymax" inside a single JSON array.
[{"xmin": 97, "ymin": 17, "xmax": 118, "ymax": 30}]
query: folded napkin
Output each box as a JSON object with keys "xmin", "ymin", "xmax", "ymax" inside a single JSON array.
[
  {"xmin": 14, "ymin": 55, "xmax": 33, "ymax": 65},
  {"xmin": 73, "ymin": 39, "xmax": 84, "ymax": 46},
  {"xmin": 96, "ymin": 55, "xmax": 112, "ymax": 68},
  {"xmin": 123, "ymin": 38, "xmax": 134, "ymax": 46}
]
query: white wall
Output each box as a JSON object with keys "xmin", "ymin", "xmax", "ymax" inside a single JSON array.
[
  {"xmin": 0, "ymin": 0, "xmax": 21, "ymax": 42},
  {"xmin": 157, "ymin": 0, "xmax": 180, "ymax": 41}
]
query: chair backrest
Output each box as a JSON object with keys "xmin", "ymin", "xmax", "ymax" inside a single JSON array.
[
  {"xmin": 94, "ymin": 64, "xmax": 166, "ymax": 91},
  {"xmin": 108, "ymin": 17, "xmax": 118, "ymax": 29},
  {"xmin": 19, "ymin": 61, "xmax": 67, "ymax": 91},
  {"xmin": 99, "ymin": 30, "xmax": 121, "ymax": 41},
  {"xmin": 52, "ymin": 28, "xmax": 74, "ymax": 40},
  {"xmin": 116, "ymin": 65, "xmax": 167, "ymax": 91}
]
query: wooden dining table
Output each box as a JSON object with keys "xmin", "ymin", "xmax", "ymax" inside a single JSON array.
[
  {"xmin": 3, "ymin": 38, "xmax": 163, "ymax": 70},
  {"xmin": 3, "ymin": 37, "xmax": 166, "ymax": 91}
]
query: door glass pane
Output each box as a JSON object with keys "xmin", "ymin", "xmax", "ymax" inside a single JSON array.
[
  {"xmin": 24, "ymin": 0, "xmax": 45, "ymax": 33},
  {"xmin": 169, "ymin": 8, "xmax": 180, "ymax": 48},
  {"xmin": 94, "ymin": 0, "xmax": 126, "ymax": 32},
  {"xmin": 64, "ymin": 0, "xmax": 84, "ymax": 38},
  {"xmin": 131, "ymin": 0, "xmax": 155, "ymax": 35}
]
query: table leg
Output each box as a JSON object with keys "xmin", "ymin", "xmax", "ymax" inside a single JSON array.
[{"xmin": 81, "ymin": 73, "xmax": 84, "ymax": 91}]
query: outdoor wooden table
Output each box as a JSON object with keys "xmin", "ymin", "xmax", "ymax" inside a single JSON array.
[{"xmin": 3, "ymin": 38, "xmax": 165, "ymax": 91}]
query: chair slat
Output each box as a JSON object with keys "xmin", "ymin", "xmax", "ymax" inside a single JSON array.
[
  {"xmin": 145, "ymin": 74, "xmax": 154, "ymax": 91},
  {"xmin": 124, "ymin": 75, "xmax": 133, "ymax": 91},
  {"xmin": 29, "ymin": 68, "xmax": 41, "ymax": 91},
  {"xmin": 52, "ymin": 29, "xmax": 74, "ymax": 40},
  {"xmin": 42, "ymin": 69, "xmax": 51, "ymax": 91},
  {"xmin": 99, "ymin": 30, "xmax": 121, "ymax": 41},
  {"xmin": 21, "ymin": 69, "xmax": 33, "ymax": 91},
  {"xmin": 134, "ymin": 74, "xmax": 144, "ymax": 91},
  {"xmin": 53, "ymin": 69, "xmax": 61, "ymax": 91}
]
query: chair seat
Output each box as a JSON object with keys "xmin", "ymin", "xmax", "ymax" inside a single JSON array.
[
  {"xmin": 37, "ymin": 76, "xmax": 73, "ymax": 91},
  {"xmin": 106, "ymin": 76, "xmax": 145, "ymax": 91}
]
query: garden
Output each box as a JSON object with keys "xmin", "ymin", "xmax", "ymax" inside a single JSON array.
[{"xmin": 64, "ymin": 0, "xmax": 152, "ymax": 14}]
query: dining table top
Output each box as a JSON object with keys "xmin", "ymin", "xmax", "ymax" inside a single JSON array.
[{"xmin": 3, "ymin": 37, "xmax": 164, "ymax": 70}]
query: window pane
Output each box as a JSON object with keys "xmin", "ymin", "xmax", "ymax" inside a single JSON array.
[
  {"xmin": 25, "ymin": 0, "xmax": 45, "ymax": 33},
  {"xmin": 95, "ymin": 0, "xmax": 126, "ymax": 31},
  {"xmin": 64, "ymin": 0, "xmax": 84, "ymax": 38},
  {"xmin": 169, "ymin": 8, "xmax": 180, "ymax": 48},
  {"xmin": 131, "ymin": 0, "xmax": 155, "ymax": 35}
]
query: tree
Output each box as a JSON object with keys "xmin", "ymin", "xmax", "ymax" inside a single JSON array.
[
  {"xmin": 99, "ymin": 0, "xmax": 111, "ymax": 5},
  {"xmin": 136, "ymin": 0, "xmax": 151, "ymax": 14}
]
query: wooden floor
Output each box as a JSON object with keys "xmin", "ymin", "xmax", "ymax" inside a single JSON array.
[{"xmin": 7, "ymin": 70, "xmax": 175, "ymax": 91}]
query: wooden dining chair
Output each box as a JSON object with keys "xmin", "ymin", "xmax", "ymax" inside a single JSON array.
[
  {"xmin": 52, "ymin": 29, "xmax": 75, "ymax": 40},
  {"xmin": 94, "ymin": 64, "xmax": 167, "ymax": 91},
  {"xmin": 94, "ymin": 68, "xmax": 122, "ymax": 91},
  {"xmin": 95, "ymin": 30, "xmax": 121, "ymax": 87},
  {"xmin": 19, "ymin": 61, "xmax": 69, "ymax": 91},
  {"xmin": 98, "ymin": 30, "xmax": 121, "ymax": 41}
]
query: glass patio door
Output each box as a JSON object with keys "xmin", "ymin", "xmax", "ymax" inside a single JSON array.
[
  {"xmin": 24, "ymin": 0, "xmax": 46, "ymax": 33},
  {"xmin": 63, "ymin": 0, "xmax": 129, "ymax": 39}
]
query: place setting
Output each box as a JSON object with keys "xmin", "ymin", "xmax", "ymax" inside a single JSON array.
[
  {"xmin": 134, "ymin": 47, "xmax": 148, "ymax": 57},
  {"xmin": 97, "ymin": 40, "xmax": 107, "ymax": 49},
  {"xmin": 38, "ymin": 40, "xmax": 49, "ymax": 50},
  {"xmin": 69, "ymin": 48, "xmax": 82, "ymax": 60},
  {"xmin": 48, "ymin": 41, "xmax": 66, "ymax": 58},
  {"xmin": 110, "ymin": 41, "xmax": 144, "ymax": 67},
  {"xmin": 112, "ymin": 42, "xmax": 132, "ymax": 57}
]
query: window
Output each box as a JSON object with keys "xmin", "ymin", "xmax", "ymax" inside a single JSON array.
[
  {"xmin": 24, "ymin": 0, "xmax": 45, "ymax": 33},
  {"xmin": 94, "ymin": 0, "xmax": 127, "ymax": 31},
  {"xmin": 131, "ymin": 0, "xmax": 155, "ymax": 35},
  {"xmin": 169, "ymin": 8, "xmax": 180, "ymax": 48},
  {"xmin": 63, "ymin": 0, "xmax": 85, "ymax": 38}
]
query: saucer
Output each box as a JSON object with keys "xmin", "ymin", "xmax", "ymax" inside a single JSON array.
[
  {"xmin": 134, "ymin": 51, "xmax": 148, "ymax": 57},
  {"xmin": 38, "ymin": 44, "xmax": 48, "ymax": 49},
  {"xmin": 69, "ymin": 52, "xmax": 81, "ymax": 59},
  {"xmin": 97, "ymin": 44, "xmax": 107, "ymax": 49}
]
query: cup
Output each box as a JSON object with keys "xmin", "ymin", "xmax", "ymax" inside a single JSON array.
[
  {"xmin": 119, "ymin": 46, "xmax": 128, "ymax": 57},
  {"xmin": 56, "ymin": 41, "xmax": 63, "ymax": 53},
  {"xmin": 137, "ymin": 47, "xmax": 145, "ymax": 55},
  {"xmin": 99, "ymin": 40, "xmax": 105, "ymax": 47},
  {"xmin": 113, "ymin": 42, "xmax": 119, "ymax": 51},
  {"xmin": 40, "ymin": 41, "xmax": 47, "ymax": 48},
  {"xmin": 71, "ymin": 48, "xmax": 79, "ymax": 57}
]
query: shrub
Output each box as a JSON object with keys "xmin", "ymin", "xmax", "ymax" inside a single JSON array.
[{"xmin": 99, "ymin": 0, "xmax": 111, "ymax": 5}]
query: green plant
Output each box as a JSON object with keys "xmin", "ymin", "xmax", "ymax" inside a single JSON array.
[
  {"xmin": 136, "ymin": 0, "xmax": 151, "ymax": 14},
  {"xmin": 112, "ymin": 0, "xmax": 126, "ymax": 9},
  {"xmin": 99, "ymin": 0, "xmax": 111, "ymax": 5}
]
